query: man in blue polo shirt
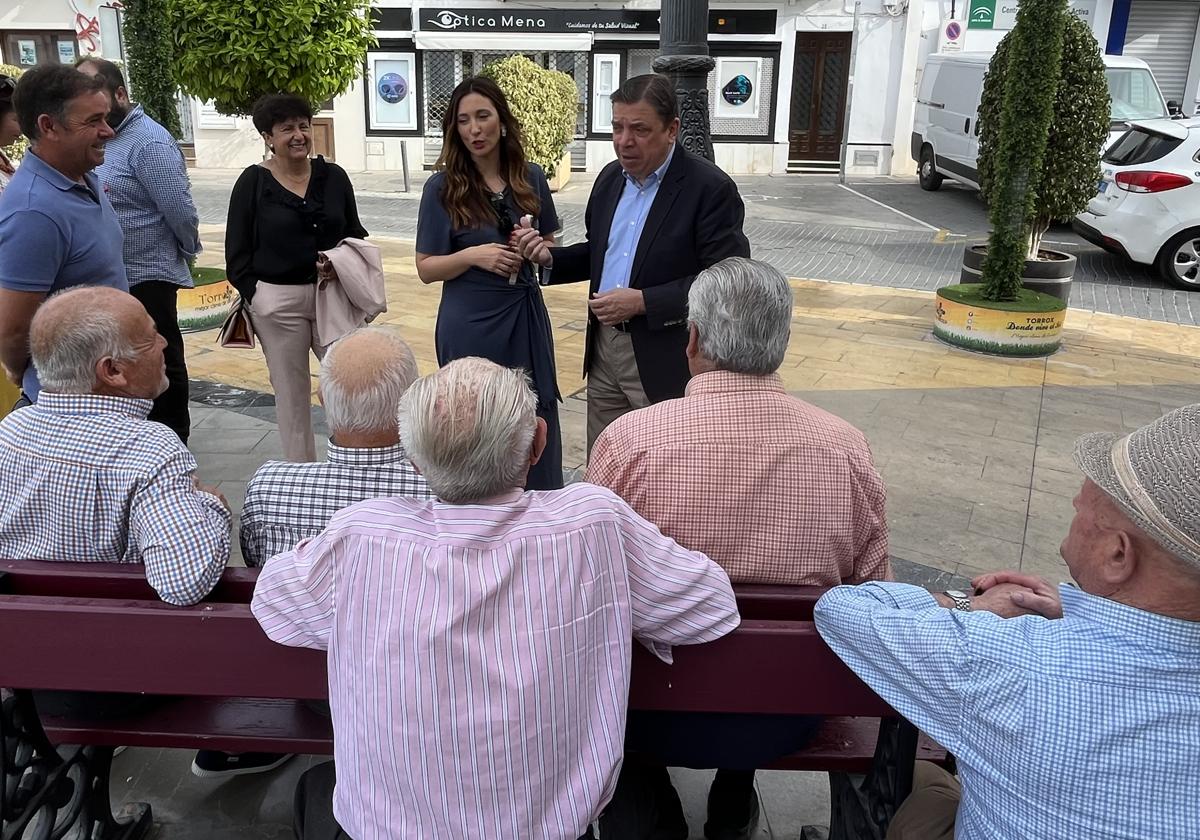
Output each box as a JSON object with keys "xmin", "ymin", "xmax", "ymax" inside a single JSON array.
[{"xmin": 0, "ymin": 65, "xmax": 126, "ymax": 405}]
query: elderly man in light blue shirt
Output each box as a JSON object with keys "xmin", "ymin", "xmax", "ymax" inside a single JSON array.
[
  {"xmin": 79, "ymin": 57, "xmax": 200, "ymax": 444},
  {"xmin": 0, "ymin": 65, "xmax": 126, "ymax": 405},
  {"xmin": 815, "ymin": 403, "xmax": 1200, "ymax": 840}
]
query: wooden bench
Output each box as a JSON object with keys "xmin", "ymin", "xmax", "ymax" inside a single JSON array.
[{"xmin": 0, "ymin": 560, "xmax": 948, "ymax": 840}]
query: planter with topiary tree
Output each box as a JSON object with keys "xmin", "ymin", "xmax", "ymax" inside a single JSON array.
[
  {"xmin": 0, "ymin": 64, "xmax": 26, "ymax": 164},
  {"xmin": 934, "ymin": 0, "xmax": 1110, "ymax": 357},
  {"xmin": 482, "ymin": 55, "xmax": 578, "ymax": 191}
]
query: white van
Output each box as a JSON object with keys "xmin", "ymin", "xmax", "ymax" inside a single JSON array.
[{"xmin": 912, "ymin": 52, "xmax": 1173, "ymax": 191}]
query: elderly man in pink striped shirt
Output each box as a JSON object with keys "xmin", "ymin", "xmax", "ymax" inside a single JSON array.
[
  {"xmin": 252, "ymin": 356, "xmax": 740, "ymax": 840},
  {"xmin": 587, "ymin": 257, "xmax": 890, "ymax": 840}
]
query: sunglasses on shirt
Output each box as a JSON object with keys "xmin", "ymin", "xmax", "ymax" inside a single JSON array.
[{"xmin": 487, "ymin": 191, "xmax": 514, "ymax": 237}]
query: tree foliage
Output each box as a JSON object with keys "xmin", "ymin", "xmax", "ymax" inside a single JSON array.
[
  {"xmin": 124, "ymin": 0, "xmax": 182, "ymax": 137},
  {"xmin": 169, "ymin": 0, "xmax": 376, "ymax": 116},
  {"xmin": 0, "ymin": 63, "xmax": 27, "ymax": 162},
  {"xmin": 976, "ymin": 2, "xmax": 1109, "ymax": 299},
  {"xmin": 482, "ymin": 56, "xmax": 578, "ymax": 173}
]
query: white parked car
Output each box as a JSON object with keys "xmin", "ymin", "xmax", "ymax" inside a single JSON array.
[
  {"xmin": 913, "ymin": 53, "xmax": 1174, "ymax": 192},
  {"xmin": 1074, "ymin": 118, "xmax": 1200, "ymax": 290}
]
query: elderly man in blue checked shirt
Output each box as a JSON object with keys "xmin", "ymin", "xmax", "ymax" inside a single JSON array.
[
  {"xmin": 0, "ymin": 286, "xmax": 229, "ymax": 607},
  {"xmin": 816, "ymin": 403, "xmax": 1200, "ymax": 840}
]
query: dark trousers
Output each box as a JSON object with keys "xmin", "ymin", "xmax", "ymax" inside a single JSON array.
[
  {"xmin": 600, "ymin": 712, "xmax": 824, "ymax": 838},
  {"xmin": 294, "ymin": 761, "xmax": 598, "ymax": 840},
  {"xmin": 131, "ymin": 280, "xmax": 190, "ymax": 443}
]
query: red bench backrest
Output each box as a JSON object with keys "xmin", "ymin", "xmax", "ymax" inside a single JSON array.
[{"xmin": 0, "ymin": 561, "xmax": 892, "ymax": 717}]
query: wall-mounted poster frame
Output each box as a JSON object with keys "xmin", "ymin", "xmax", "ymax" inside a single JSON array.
[
  {"xmin": 714, "ymin": 56, "xmax": 762, "ymax": 120},
  {"xmin": 368, "ymin": 50, "xmax": 419, "ymax": 132}
]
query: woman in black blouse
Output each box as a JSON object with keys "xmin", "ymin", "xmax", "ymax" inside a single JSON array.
[{"xmin": 225, "ymin": 94, "xmax": 367, "ymax": 462}]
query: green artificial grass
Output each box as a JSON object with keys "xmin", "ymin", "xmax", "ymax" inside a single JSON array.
[
  {"xmin": 190, "ymin": 266, "xmax": 228, "ymax": 286},
  {"xmin": 937, "ymin": 284, "xmax": 1066, "ymax": 314},
  {"xmin": 932, "ymin": 326, "xmax": 1061, "ymax": 356}
]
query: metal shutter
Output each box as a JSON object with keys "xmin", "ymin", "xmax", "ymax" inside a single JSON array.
[{"xmin": 1123, "ymin": 0, "xmax": 1200, "ymax": 102}]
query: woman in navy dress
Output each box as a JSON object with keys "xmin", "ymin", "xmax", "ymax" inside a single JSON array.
[{"xmin": 416, "ymin": 77, "xmax": 562, "ymax": 490}]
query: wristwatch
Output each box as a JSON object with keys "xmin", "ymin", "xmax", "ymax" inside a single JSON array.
[{"xmin": 944, "ymin": 589, "xmax": 972, "ymax": 611}]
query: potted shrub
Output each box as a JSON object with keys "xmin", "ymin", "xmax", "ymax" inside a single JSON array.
[
  {"xmin": 935, "ymin": 0, "xmax": 1109, "ymax": 357},
  {"xmin": 482, "ymin": 55, "xmax": 578, "ymax": 191}
]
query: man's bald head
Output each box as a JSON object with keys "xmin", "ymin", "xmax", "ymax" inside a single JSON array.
[
  {"xmin": 31, "ymin": 287, "xmax": 160, "ymax": 396},
  {"xmin": 319, "ymin": 327, "xmax": 418, "ymax": 438}
]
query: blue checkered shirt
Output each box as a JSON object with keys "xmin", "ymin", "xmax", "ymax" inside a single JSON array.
[
  {"xmin": 0, "ymin": 393, "xmax": 229, "ymax": 604},
  {"xmin": 814, "ymin": 582, "xmax": 1200, "ymax": 839},
  {"xmin": 239, "ymin": 441, "xmax": 433, "ymax": 567},
  {"xmin": 96, "ymin": 105, "xmax": 200, "ymax": 288}
]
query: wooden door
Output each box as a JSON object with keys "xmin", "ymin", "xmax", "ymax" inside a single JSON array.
[
  {"xmin": 789, "ymin": 32, "xmax": 852, "ymax": 161},
  {"xmin": 312, "ymin": 117, "xmax": 335, "ymax": 162}
]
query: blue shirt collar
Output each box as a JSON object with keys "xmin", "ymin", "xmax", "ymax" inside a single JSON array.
[
  {"xmin": 113, "ymin": 103, "xmax": 144, "ymax": 135},
  {"xmin": 623, "ymin": 143, "xmax": 676, "ymax": 188},
  {"xmin": 35, "ymin": 392, "xmax": 154, "ymax": 420},
  {"xmin": 22, "ymin": 149, "xmax": 101, "ymax": 195},
  {"xmin": 1061, "ymin": 583, "xmax": 1200, "ymax": 650}
]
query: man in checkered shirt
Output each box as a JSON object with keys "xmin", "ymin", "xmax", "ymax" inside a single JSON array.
[
  {"xmin": 77, "ymin": 58, "xmax": 200, "ymax": 445},
  {"xmin": 586, "ymin": 257, "xmax": 890, "ymax": 840},
  {"xmin": 238, "ymin": 327, "xmax": 433, "ymax": 569},
  {"xmin": 816, "ymin": 403, "xmax": 1200, "ymax": 840},
  {"xmin": 0, "ymin": 286, "xmax": 229, "ymax": 606}
]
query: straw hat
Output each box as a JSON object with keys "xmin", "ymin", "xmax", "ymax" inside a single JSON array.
[{"xmin": 1073, "ymin": 403, "xmax": 1200, "ymax": 570}]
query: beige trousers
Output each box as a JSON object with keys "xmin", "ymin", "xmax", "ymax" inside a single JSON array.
[
  {"xmin": 886, "ymin": 761, "xmax": 961, "ymax": 840},
  {"xmin": 587, "ymin": 324, "xmax": 650, "ymax": 453},
  {"xmin": 250, "ymin": 282, "xmax": 325, "ymax": 462}
]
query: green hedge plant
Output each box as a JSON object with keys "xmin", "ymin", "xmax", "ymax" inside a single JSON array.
[
  {"xmin": 169, "ymin": 0, "xmax": 376, "ymax": 116},
  {"xmin": 482, "ymin": 56, "xmax": 578, "ymax": 174},
  {"xmin": 124, "ymin": 0, "xmax": 182, "ymax": 137},
  {"xmin": 0, "ymin": 64, "xmax": 26, "ymax": 162},
  {"xmin": 975, "ymin": 1, "xmax": 1109, "ymax": 300}
]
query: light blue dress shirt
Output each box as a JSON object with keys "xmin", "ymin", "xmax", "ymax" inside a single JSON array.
[
  {"xmin": 814, "ymin": 581, "xmax": 1200, "ymax": 839},
  {"xmin": 96, "ymin": 104, "xmax": 201, "ymax": 289},
  {"xmin": 597, "ymin": 145, "xmax": 676, "ymax": 294}
]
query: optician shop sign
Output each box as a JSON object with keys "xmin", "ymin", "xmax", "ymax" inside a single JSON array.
[
  {"xmin": 967, "ymin": 0, "xmax": 1095, "ymax": 29},
  {"xmin": 416, "ymin": 8, "xmax": 778, "ymax": 35},
  {"xmin": 419, "ymin": 8, "xmax": 660, "ymax": 33}
]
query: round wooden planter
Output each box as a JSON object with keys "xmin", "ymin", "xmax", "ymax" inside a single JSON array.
[
  {"xmin": 960, "ymin": 244, "xmax": 1077, "ymax": 303},
  {"xmin": 933, "ymin": 284, "xmax": 1067, "ymax": 357},
  {"xmin": 178, "ymin": 267, "xmax": 236, "ymax": 333}
]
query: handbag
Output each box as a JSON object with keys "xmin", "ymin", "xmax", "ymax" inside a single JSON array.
[{"xmin": 217, "ymin": 296, "xmax": 255, "ymax": 349}]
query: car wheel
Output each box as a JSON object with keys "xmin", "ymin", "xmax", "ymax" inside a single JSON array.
[
  {"xmin": 919, "ymin": 146, "xmax": 943, "ymax": 192},
  {"xmin": 1156, "ymin": 229, "xmax": 1200, "ymax": 290}
]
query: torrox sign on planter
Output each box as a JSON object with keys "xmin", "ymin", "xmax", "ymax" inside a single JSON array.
[
  {"xmin": 416, "ymin": 8, "xmax": 777, "ymax": 35},
  {"xmin": 968, "ymin": 0, "xmax": 1095, "ymax": 29}
]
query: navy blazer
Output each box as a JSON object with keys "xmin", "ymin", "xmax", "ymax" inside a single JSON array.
[{"xmin": 548, "ymin": 144, "xmax": 750, "ymax": 403}]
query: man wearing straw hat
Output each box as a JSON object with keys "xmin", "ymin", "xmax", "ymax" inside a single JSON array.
[{"xmin": 814, "ymin": 404, "xmax": 1200, "ymax": 840}]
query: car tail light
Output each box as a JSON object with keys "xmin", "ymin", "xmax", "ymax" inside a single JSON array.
[{"xmin": 1114, "ymin": 171, "xmax": 1193, "ymax": 193}]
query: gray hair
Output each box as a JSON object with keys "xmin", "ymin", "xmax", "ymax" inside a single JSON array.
[
  {"xmin": 319, "ymin": 327, "xmax": 418, "ymax": 434},
  {"xmin": 399, "ymin": 357, "xmax": 536, "ymax": 503},
  {"xmin": 30, "ymin": 289, "xmax": 138, "ymax": 394},
  {"xmin": 687, "ymin": 257, "xmax": 793, "ymax": 375}
]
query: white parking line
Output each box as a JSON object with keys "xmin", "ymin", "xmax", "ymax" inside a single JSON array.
[{"xmin": 837, "ymin": 184, "xmax": 940, "ymax": 232}]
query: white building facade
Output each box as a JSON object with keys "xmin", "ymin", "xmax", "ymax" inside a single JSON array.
[{"xmin": 3, "ymin": 0, "xmax": 1197, "ymax": 176}]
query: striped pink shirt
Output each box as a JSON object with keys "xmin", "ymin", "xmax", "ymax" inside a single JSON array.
[{"xmin": 251, "ymin": 482, "xmax": 740, "ymax": 840}]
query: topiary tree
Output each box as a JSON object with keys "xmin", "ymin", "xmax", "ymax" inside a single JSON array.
[
  {"xmin": 124, "ymin": 0, "xmax": 182, "ymax": 137},
  {"xmin": 169, "ymin": 0, "xmax": 376, "ymax": 116},
  {"xmin": 0, "ymin": 64, "xmax": 27, "ymax": 162},
  {"xmin": 482, "ymin": 56, "xmax": 578, "ymax": 174},
  {"xmin": 975, "ymin": 0, "xmax": 1109, "ymax": 300}
]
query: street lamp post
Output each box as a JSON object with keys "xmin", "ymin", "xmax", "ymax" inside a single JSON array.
[{"xmin": 653, "ymin": 0, "xmax": 714, "ymax": 161}]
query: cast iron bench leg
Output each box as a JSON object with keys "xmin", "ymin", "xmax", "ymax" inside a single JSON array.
[
  {"xmin": 1, "ymin": 690, "xmax": 152, "ymax": 839},
  {"xmin": 825, "ymin": 717, "xmax": 918, "ymax": 840}
]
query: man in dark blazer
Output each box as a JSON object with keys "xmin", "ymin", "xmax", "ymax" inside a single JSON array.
[{"xmin": 514, "ymin": 74, "xmax": 750, "ymax": 450}]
